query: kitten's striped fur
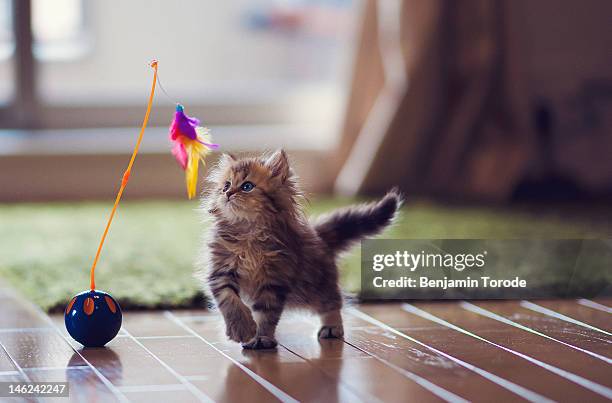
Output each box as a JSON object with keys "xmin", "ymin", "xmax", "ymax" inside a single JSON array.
[{"xmin": 198, "ymin": 150, "xmax": 401, "ymax": 349}]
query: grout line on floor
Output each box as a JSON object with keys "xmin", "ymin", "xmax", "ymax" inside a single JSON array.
[
  {"xmin": 176, "ymin": 316, "xmax": 222, "ymax": 323},
  {"xmin": 122, "ymin": 327, "xmax": 214, "ymax": 403},
  {"xmin": 520, "ymin": 300, "xmax": 611, "ymax": 335},
  {"xmin": 0, "ymin": 370, "xmax": 20, "ymax": 376},
  {"xmin": 402, "ymin": 303, "xmax": 612, "ymax": 400},
  {"xmin": 577, "ymin": 299, "xmax": 612, "ymax": 314},
  {"xmin": 135, "ymin": 335, "xmax": 197, "ymax": 340},
  {"xmin": 0, "ymin": 327, "xmax": 54, "ymax": 333},
  {"xmin": 350, "ymin": 307, "xmax": 553, "ymax": 403},
  {"xmin": 23, "ymin": 365, "xmax": 90, "ymax": 372},
  {"xmin": 164, "ymin": 310, "xmax": 300, "ymax": 403},
  {"xmin": 118, "ymin": 384, "xmax": 188, "ymax": 393},
  {"xmin": 464, "ymin": 302, "xmax": 612, "ymax": 362},
  {"xmin": 183, "ymin": 375, "xmax": 210, "ymax": 381}
]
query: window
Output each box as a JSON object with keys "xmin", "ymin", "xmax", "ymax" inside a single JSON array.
[
  {"xmin": 32, "ymin": 0, "xmax": 89, "ymax": 61},
  {"xmin": 1, "ymin": 0, "xmax": 361, "ymax": 132}
]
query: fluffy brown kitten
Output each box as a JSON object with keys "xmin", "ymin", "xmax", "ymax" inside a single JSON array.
[{"xmin": 198, "ymin": 150, "xmax": 400, "ymax": 349}]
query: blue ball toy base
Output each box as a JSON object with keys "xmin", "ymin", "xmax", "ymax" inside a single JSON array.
[{"xmin": 64, "ymin": 290, "xmax": 122, "ymax": 347}]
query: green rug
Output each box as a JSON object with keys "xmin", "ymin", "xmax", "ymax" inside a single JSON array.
[{"xmin": 0, "ymin": 198, "xmax": 607, "ymax": 312}]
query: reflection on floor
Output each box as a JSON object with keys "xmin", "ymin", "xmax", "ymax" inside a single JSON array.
[{"xmin": 0, "ymin": 283, "xmax": 610, "ymax": 402}]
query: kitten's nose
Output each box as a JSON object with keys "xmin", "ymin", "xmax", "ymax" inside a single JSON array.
[{"xmin": 226, "ymin": 190, "xmax": 236, "ymax": 200}]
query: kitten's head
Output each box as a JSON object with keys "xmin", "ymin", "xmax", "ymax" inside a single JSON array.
[{"xmin": 205, "ymin": 150, "xmax": 302, "ymax": 223}]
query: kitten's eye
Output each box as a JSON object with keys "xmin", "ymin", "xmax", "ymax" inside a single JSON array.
[
  {"xmin": 240, "ymin": 181, "xmax": 255, "ymax": 192},
  {"xmin": 222, "ymin": 181, "xmax": 231, "ymax": 192}
]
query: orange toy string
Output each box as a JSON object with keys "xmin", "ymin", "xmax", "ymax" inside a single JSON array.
[{"xmin": 89, "ymin": 60, "xmax": 158, "ymax": 291}]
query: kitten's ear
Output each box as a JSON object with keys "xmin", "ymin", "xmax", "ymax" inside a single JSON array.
[
  {"xmin": 265, "ymin": 149, "xmax": 289, "ymax": 182},
  {"xmin": 218, "ymin": 153, "xmax": 236, "ymax": 168}
]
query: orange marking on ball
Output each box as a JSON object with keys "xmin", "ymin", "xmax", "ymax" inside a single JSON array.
[
  {"xmin": 104, "ymin": 296, "xmax": 117, "ymax": 313},
  {"xmin": 66, "ymin": 297, "xmax": 76, "ymax": 314},
  {"xmin": 83, "ymin": 297, "xmax": 95, "ymax": 315}
]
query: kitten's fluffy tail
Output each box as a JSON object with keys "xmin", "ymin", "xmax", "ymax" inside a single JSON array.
[{"xmin": 314, "ymin": 188, "xmax": 402, "ymax": 255}]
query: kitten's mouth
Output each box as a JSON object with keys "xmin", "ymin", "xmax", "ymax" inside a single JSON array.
[{"xmin": 225, "ymin": 199, "xmax": 241, "ymax": 212}]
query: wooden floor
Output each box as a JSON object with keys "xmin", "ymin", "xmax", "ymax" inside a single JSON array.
[{"xmin": 0, "ymin": 284, "xmax": 610, "ymax": 402}]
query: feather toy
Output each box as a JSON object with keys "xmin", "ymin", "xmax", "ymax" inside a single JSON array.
[{"xmin": 169, "ymin": 104, "xmax": 219, "ymax": 199}]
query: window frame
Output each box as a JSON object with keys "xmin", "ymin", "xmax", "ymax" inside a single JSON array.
[{"xmin": 0, "ymin": 0, "xmax": 36, "ymax": 129}]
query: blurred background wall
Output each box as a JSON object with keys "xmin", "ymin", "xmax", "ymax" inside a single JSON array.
[
  {"xmin": 0, "ymin": 0, "xmax": 611, "ymax": 203},
  {"xmin": 335, "ymin": 0, "xmax": 612, "ymax": 202},
  {"xmin": 0, "ymin": 0, "xmax": 358, "ymax": 200}
]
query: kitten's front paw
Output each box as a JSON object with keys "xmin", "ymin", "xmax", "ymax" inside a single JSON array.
[
  {"xmin": 225, "ymin": 308, "xmax": 257, "ymax": 343},
  {"xmin": 318, "ymin": 325, "xmax": 344, "ymax": 339},
  {"xmin": 242, "ymin": 335, "xmax": 278, "ymax": 350}
]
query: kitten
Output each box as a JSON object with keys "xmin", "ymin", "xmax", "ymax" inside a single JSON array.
[{"xmin": 198, "ymin": 150, "xmax": 401, "ymax": 349}]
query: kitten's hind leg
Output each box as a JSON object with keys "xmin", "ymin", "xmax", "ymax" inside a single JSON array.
[
  {"xmin": 318, "ymin": 309, "xmax": 344, "ymax": 339},
  {"xmin": 242, "ymin": 284, "xmax": 287, "ymax": 350}
]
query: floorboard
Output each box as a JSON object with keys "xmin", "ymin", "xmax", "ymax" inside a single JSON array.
[
  {"xmin": 406, "ymin": 301, "xmax": 612, "ymax": 401},
  {"xmin": 0, "ymin": 283, "xmax": 609, "ymax": 403}
]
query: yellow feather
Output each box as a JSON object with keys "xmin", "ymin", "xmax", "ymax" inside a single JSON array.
[
  {"xmin": 185, "ymin": 145, "xmax": 199, "ymax": 199},
  {"xmin": 184, "ymin": 139, "xmax": 213, "ymax": 199}
]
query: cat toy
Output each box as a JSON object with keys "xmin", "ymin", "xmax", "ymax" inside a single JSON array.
[
  {"xmin": 65, "ymin": 61, "xmax": 218, "ymax": 347},
  {"xmin": 170, "ymin": 104, "xmax": 219, "ymax": 199}
]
